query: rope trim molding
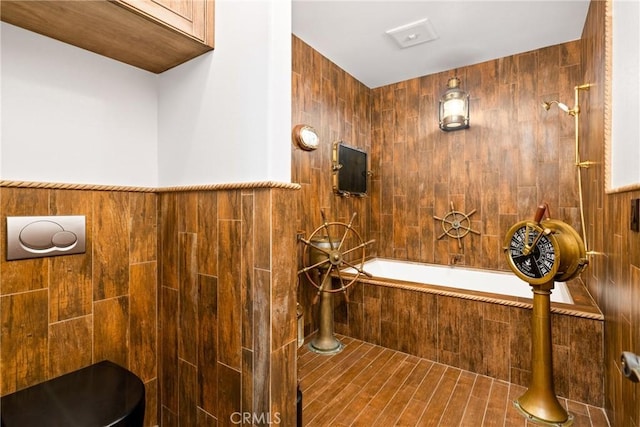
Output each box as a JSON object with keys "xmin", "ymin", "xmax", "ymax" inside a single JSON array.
[
  {"xmin": 0, "ymin": 180, "xmax": 301, "ymax": 193},
  {"xmin": 354, "ymin": 277, "xmax": 604, "ymax": 321}
]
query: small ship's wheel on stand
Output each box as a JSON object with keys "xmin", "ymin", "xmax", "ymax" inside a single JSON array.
[{"xmin": 298, "ymin": 211, "xmax": 374, "ymax": 355}]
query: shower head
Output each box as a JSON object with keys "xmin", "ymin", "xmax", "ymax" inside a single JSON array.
[{"xmin": 542, "ymin": 100, "xmax": 571, "ymax": 113}]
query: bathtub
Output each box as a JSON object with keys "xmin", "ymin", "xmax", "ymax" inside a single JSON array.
[{"xmin": 341, "ymin": 258, "xmax": 574, "ymax": 304}]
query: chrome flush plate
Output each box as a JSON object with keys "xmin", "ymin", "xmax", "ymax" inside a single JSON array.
[{"xmin": 6, "ymin": 216, "xmax": 86, "ymax": 261}]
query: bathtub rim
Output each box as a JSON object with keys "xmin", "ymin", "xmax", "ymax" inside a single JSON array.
[{"xmin": 337, "ymin": 258, "xmax": 603, "ymax": 321}]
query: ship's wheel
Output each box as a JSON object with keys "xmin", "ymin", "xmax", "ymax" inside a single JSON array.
[
  {"xmin": 433, "ymin": 201, "xmax": 480, "ymax": 249},
  {"xmin": 298, "ymin": 211, "xmax": 374, "ymax": 296}
]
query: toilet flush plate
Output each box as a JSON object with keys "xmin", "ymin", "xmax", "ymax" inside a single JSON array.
[{"xmin": 6, "ymin": 215, "xmax": 86, "ymax": 261}]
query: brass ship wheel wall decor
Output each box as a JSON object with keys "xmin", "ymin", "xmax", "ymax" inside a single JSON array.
[{"xmin": 433, "ymin": 201, "xmax": 480, "ymax": 249}]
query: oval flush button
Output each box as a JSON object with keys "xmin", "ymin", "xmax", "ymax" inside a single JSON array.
[
  {"xmin": 19, "ymin": 220, "xmax": 65, "ymax": 250},
  {"xmin": 51, "ymin": 231, "xmax": 78, "ymax": 249},
  {"xmin": 19, "ymin": 221, "xmax": 78, "ymax": 252}
]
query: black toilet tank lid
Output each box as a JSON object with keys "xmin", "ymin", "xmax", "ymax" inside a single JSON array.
[{"xmin": 0, "ymin": 360, "xmax": 145, "ymax": 427}]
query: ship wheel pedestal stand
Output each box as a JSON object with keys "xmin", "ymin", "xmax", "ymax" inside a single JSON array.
[
  {"xmin": 513, "ymin": 280, "xmax": 573, "ymax": 426},
  {"xmin": 298, "ymin": 211, "xmax": 374, "ymax": 355},
  {"xmin": 308, "ymin": 272, "xmax": 343, "ymax": 355}
]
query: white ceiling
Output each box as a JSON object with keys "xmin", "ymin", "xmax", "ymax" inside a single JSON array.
[{"xmin": 292, "ymin": 1, "xmax": 591, "ymax": 88}]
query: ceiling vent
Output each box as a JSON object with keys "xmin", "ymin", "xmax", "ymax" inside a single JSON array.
[{"xmin": 385, "ymin": 18, "xmax": 438, "ymax": 49}]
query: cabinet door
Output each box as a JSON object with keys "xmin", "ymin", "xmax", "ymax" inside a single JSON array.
[
  {"xmin": 118, "ymin": 0, "xmax": 214, "ymax": 45},
  {"xmin": 1, "ymin": 0, "xmax": 214, "ymax": 72}
]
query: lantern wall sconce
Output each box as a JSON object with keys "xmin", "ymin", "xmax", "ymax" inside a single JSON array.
[{"xmin": 439, "ymin": 77, "xmax": 470, "ymax": 131}]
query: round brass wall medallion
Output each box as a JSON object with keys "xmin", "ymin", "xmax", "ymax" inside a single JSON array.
[{"xmin": 292, "ymin": 124, "xmax": 319, "ymax": 151}]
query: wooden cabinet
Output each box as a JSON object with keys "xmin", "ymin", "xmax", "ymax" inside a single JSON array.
[{"xmin": 0, "ymin": 0, "xmax": 214, "ymax": 73}]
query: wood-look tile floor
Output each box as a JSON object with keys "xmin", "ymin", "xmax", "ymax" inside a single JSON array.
[{"xmin": 298, "ymin": 335, "xmax": 610, "ymax": 427}]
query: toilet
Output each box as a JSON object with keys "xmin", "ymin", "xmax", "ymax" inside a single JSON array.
[{"xmin": 0, "ymin": 360, "xmax": 145, "ymax": 427}]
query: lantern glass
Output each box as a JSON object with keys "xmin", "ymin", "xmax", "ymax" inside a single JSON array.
[{"xmin": 439, "ymin": 77, "xmax": 470, "ymax": 131}]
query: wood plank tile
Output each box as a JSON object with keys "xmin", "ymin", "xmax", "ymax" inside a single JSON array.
[
  {"xmin": 161, "ymin": 286, "xmax": 179, "ymax": 412},
  {"xmin": 271, "ymin": 342, "xmax": 297, "ymax": 426},
  {"xmin": 130, "ymin": 261, "xmax": 157, "ymax": 382},
  {"xmin": 198, "ymin": 274, "xmax": 218, "ymax": 416},
  {"xmin": 218, "ymin": 220, "xmax": 242, "ymax": 370},
  {"xmin": 484, "ymin": 318, "xmax": 510, "ymax": 381},
  {"xmin": 48, "ymin": 315, "xmax": 92, "ymax": 378},
  {"xmin": 302, "ymin": 340, "xmax": 369, "ymax": 403},
  {"xmin": 505, "ymin": 382, "xmax": 527, "ymax": 426},
  {"xmin": 329, "ymin": 350, "xmax": 402, "ymax": 425},
  {"xmin": 179, "ymin": 360, "xmax": 197, "ymax": 427},
  {"xmin": 197, "ymin": 191, "xmax": 218, "ymax": 277},
  {"xmin": 479, "ymin": 379, "xmax": 510, "ymax": 427},
  {"xmin": 93, "ymin": 191, "xmax": 129, "ymax": 300},
  {"xmin": 241, "ymin": 193, "xmax": 254, "ymax": 349},
  {"xmin": 241, "ymin": 347, "xmax": 253, "ymax": 417},
  {"xmin": 217, "ymin": 363, "xmax": 241, "ymax": 427},
  {"xmin": 415, "ymin": 366, "xmax": 461, "ymax": 426},
  {"xmin": 253, "ymin": 268, "xmax": 271, "ymax": 416},
  {"xmin": 459, "ymin": 300, "xmax": 484, "ymax": 374},
  {"xmin": 93, "ymin": 295, "xmax": 128, "ymax": 367},
  {"xmin": 271, "ymin": 189, "xmax": 298, "ymax": 350},
  {"xmin": 196, "ymin": 407, "xmax": 218, "ymax": 427},
  {"xmin": 161, "ymin": 406, "xmax": 178, "ymax": 427},
  {"xmin": 369, "ymin": 359, "xmax": 423, "ymax": 426},
  {"xmin": 178, "ymin": 232, "xmax": 198, "ymax": 365},
  {"xmin": 570, "ymin": 316, "xmax": 605, "ymax": 405},
  {"xmin": 459, "ymin": 375, "xmax": 492, "ymax": 426},
  {"xmin": 144, "ymin": 379, "xmax": 158, "ymax": 427},
  {"xmin": 177, "ymin": 192, "xmax": 198, "ymax": 233},
  {"xmin": 438, "ymin": 370, "xmax": 475, "ymax": 427},
  {"xmin": 129, "ymin": 192, "xmax": 157, "ymax": 264},
  {"xmin": 49, "ymin": 252, "xmax": 92, "ymax": 322},
  {"xmin": 159, "ymin": 193, "xmax": 179, "ymax": 290},
  {"xmin": 0, "ymin": 290, "xmax": 49, "ymax": 394},
  {"xmin": 306, "ymin": 382, "xmax": 361, "ymax": 427}
]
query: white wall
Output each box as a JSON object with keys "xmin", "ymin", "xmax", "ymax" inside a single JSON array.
[
  {"xmin": 0, "ymin": 23, "xmax": 159, "ymax": 187},
  {"xmin": 1, "ymin": 0, "xmax": 292, "ymax": 188},
  {"xmin": 610, "ymin": 0, "xmax": 640, "ymax": 190},
  {"xmin": 157, "ymin": 0, "xmax": 291, "ymax": 186}
]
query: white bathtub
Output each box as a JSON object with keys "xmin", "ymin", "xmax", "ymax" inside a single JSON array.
[{"xmin": 342, "ymin": 258, "xmax": 574, "ymax": 304}]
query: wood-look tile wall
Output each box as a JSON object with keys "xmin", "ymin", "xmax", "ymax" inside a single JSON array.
[
  {"xmin": 370, "ymin": 41, "xmax": 584, "ymax": 269},
  {"xmin": 292, "ymin": 35, "xmax": 373, "ymax": 335},
  {"xmin": 0, "ymin": 187, "xmax": 158, "ymax": 426},
  {"xmin": 157, "ymin": 188, "xmax": 298, "ymax": 426},
  {"xmin": 1, "ymin": 185, "xmax": 300, "ymax": 427},
  {"xmin": 334, "ymin": 282, "xmax": 604, "ymax": 406},
  {"xmin": 581, "ymin": 1, "xmax": 640, "ymax": 425}
]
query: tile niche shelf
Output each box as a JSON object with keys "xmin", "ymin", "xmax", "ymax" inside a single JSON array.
[{"xmin": 0, "ymin": 0, "xmax": 215, "ymax": 74}]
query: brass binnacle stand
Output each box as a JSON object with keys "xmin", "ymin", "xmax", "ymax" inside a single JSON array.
[{"xmin": 514, "ymin": 280, "xmax": 573, "ymax": 426}]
